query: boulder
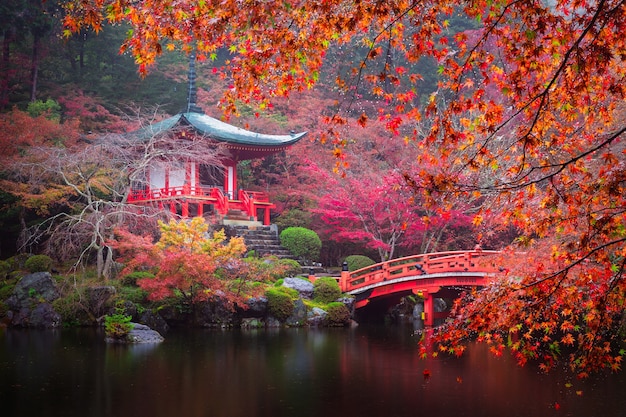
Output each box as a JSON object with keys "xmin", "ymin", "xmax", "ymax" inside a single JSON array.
[
  {"xmin": 140, "ymin": 309, "xmax": 169, "ymax": 335},
  {"xmin": 194, "ymin": 300, "xmax": 235, "ymax": 328},
  {"xmin": 6, "ymin": 272, "xmax": 62, "ymax": 328},
  {"xmin": 106, "ymin": 323, "xmax": 164, "ymax": 344},
  {"xmin": 307, "ymin": 307, "xmax": 328, "ymax": 327},
  {"xmin": 86, "ymin": 286, "xmax": 116, "ymax": 318},
  {"xmin": 285, "ymin": 298, "xmax": 307, "ymax": 327},
  {"xmin": 244, "ymin": 296, "xmax": 268, "ymax": 317},
  {"xmin": 241, "ymin": 318, "xmax": 264, "ymax": 329},
  {"xmin": 282, "ymin": 277, "xmax": 314, "ymax": 299}
]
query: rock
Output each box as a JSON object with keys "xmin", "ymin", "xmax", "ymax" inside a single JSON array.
[
  {"xmin": 140, "ymin": 309, "xmax": 169, "ymax": 335},
  {"xmin": 266, "ymin": 316, "xmax": 282, "ymax": 328},
  {"xmin": 285, "ymin": 298, "xmax": 307, "ymax": 327},
  {"xmin": 6, "ymin": 272, "xmax": 62, "ymax": 328},
  {"xmin": 282, "ymin": 277, "xmax": 314, "ymax": 299},
  {"xmin": 244, "ymin": 296, "xmax": 267, "ymax": 317},
  {"xmin": 106, "ymin": 323, "xmax": 164, "ymax": 344},
  {"xmin": 307, "ymin": 307, "xmax": 328, "ymax": 327},
  {"xmin": 86, "ymin": 286, "xmax": 116, "ymax": 318},
  {"xmin": 194, "ymin": 300, "xmax": 235, "ymax": 328},
  {"xmin": 241, "ymin": 318, "xmax": 264, "ymax": 329},
  {"xmin": 337, "ymin": 297, "xmax": 355, "ymax": 316}
]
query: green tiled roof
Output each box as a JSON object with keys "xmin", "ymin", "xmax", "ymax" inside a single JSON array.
[{"xmin": 133, "ymin": 112, "xmax": 306, "ymax": 146}]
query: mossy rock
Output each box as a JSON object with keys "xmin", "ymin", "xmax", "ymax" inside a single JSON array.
[
  {"xmin": 326, "ymin": 302, "xmax": 351, "ymax": 326},
  {"xmin": 265, "ymin": 287, "xmax": 295, "ymax": 322},
  {"xmin": 313, "ymin": 277, "xmax": 342, "ymax": 304}
]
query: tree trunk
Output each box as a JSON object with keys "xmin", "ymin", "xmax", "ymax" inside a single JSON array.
[
  {"xmin": 96, "ymin": 245, "xmax": 104, "ymax": 280},
  {"xmin": 102, "ymin": 245, "xmax": 113, "ymax": 281},
  {"xmin": 30, "ymin": 33, "xmax": 40, "ymax": 102}
]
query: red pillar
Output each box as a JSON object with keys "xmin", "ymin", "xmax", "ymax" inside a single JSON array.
[
  {"xmin": 197, "ymin": 202, "xmax": 204, "ymax": 217},
  {"xmin": 182, "ymin": 200, "xmax": 189, "ymax": 218},
  {"xmin": 263, "ymin": 208, "xmax": 270, "ymax": 225},
  {"xmin": 423, "ymin": 292, "xmax": 435, "ymax": 327}
]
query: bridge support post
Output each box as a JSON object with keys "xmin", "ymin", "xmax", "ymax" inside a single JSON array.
[
  {"xmin": 423, "ymin": 292, "xmax": 435, "ymax": 327},
  {"xmin": 339, "ymin": 262, "xmax": 349, "ymax": 292}
]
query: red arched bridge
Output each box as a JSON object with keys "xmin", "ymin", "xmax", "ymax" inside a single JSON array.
[{"xmin": 338, "ymin": 250, "xmax": 501, "ymax": 326}]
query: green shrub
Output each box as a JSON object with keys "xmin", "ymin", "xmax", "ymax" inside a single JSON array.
[
  {"xmin": 277, "ymin": 259, "xmax": 302, "ymax": 277},
  {"xmin": 121, "ymin": 271, "xmax": 155, "ymax": 287},
  {"xmin": 25, "ymin": 255, "xmax": 53, "ymax": 273},
  {"xmin": 279, "ymin": 227, "xmax": 322, "ymax": 262},
  {"xmin": 0, "ymin": 260, "xmax": 10, "ymax": 280},
  {"xmin": 345, "ymin": 255, "xmax": 376, "ymax": 271},
  {"xmin": 104, "ymin": 311, "xmax": 134, "ymax": 340},
  {"xmin": 265, "ymin": 287, "xmax": 295, "ymax": 322},
  {"xmin": 326, "ymin": 302, "xmax": 350, "ymax": 326},
  {"xmin": 118, "ymin": 286, "xmax": 148, "ymax": 304},
  {"xmin": 313, "ymin": 277, "xmax": 341, "ymax": 303},
  {"xmin": 53, "ymin": 293, "xmax": 83, "ymax": 326}
]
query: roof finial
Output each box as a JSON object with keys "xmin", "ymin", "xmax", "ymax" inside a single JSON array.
[{"xmin": 186, "ymin": 49, "xmax": 203, "ymax": 114}]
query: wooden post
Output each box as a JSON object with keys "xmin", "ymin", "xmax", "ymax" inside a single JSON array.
[
  {"xmin": 423, "ymin": 292, "xmax": 434, "ymax": 327},
  {"xmin": 340, "ymin": 261, "xmax": 349, "ymax": 292}
]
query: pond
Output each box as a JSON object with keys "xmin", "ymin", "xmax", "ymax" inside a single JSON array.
[{"xmin": 1, "ymin": 324, "xmax": 624, "ymax": 417}]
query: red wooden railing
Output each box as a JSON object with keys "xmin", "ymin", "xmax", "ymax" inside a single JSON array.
[
  {"xmin": 340, "ymin": 250, "xmax": 501, "ymax": 294},
  {"xmin": 127, "ymin": 186, "xmax": 274, "ymax": 224}
]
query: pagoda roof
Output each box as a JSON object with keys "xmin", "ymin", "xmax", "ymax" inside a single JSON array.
[{"xmin": 134, "ymin": 111, "xmax": 307, "ymax": 148}]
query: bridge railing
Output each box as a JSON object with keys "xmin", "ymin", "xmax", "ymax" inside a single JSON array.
[{"xmin": 340, "ymin": 250, "xmax": 501, "ymax": 293}]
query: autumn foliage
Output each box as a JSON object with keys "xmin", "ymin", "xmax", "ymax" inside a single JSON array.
[
  {"xmin": 65, "ymin": 0, "xmax": 626, "ymax": 375},
  {"xmin": 112, "ymin": 217, "xmax": 252, "ymax": 308}
]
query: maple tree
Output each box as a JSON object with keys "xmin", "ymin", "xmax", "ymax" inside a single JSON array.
[
  {"xmin": 64, "ymin": 0, "xmax": 626, "ymax": 375},
  {"xmin": 112, "ymin": 217, "xmax": 269, "ymax": 310},
  {"xmin": 3, "ymin": 108, "xmax": 225, "ymax": 279}
]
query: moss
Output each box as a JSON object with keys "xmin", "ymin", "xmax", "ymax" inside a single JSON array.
[
  {"xmin": 52, "ymin": 290, "xmax": 93, "ymax": 326},
  {"xmin": 0, "ymin": 283, "xmax": 16, "ymax": 301},
  {"xmin": 0, "ymin": 260, "xmax": 10, "ymax": 280},
  {"xmin": 118, "ymin": 286, "xmax": 148, "ymax": 304},
  {"xmin": 25, "ymin": 254, "xmax": 53, "ymax": 273},
  {"xmin": 265, "ymin": 287, "xmax": 295, "ymax": 322},
  {"xmin": 326, "ymin": 302, "xmax": 350, "ymax": 326},
  {"xmin": 313, "ymin": 277, "xmax": 342, "ymax": 303}
]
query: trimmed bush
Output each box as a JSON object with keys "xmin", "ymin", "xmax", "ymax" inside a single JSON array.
[
  {"xmin": 25, "ymin": 255, "xmax": 53, "ymax": 273},
  {"xmin": 277, "ymin": 259, "xmax": 302, "ymax": 277},
  {"xmin": 279, "ymin": 227, "xmax": 322, "ymax": 262},
  {"xmin": 265, "ymin": 287, "xmax": 295, "ymax": 321},
  {"xmin": 326, "ymin": 302, "xmax": 350, "ymax": 326},
  {"xmin": 345, "ymin": 255, "xmax": 376, "ymax": 271},
  {"xmin": 313, "ymin": 277, "xmax": 341, "ymax": 303}
]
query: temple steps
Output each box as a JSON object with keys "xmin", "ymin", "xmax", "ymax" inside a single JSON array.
[{"xmin": 226, "ymin": 225, "xmax": 295, "ymax": 260}]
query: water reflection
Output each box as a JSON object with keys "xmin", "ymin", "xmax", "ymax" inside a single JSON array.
[{"xmin": 1, "ymin": 326, "xmax": 624, "ymax": 417}]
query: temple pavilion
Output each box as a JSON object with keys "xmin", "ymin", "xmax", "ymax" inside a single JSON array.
[{"xmin": 126, "ymin": 55, "xmax": 306, "ymax": 225}]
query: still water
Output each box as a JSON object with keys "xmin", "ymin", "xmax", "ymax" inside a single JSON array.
[{"xmin": 1, "ymin": 325, "xmax": 624, "ymax": 417}]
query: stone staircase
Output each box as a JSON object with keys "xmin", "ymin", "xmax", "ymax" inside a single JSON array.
[{"xmin": 228, "ymin": 225, "xmax": 294, "ymax": 259}]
